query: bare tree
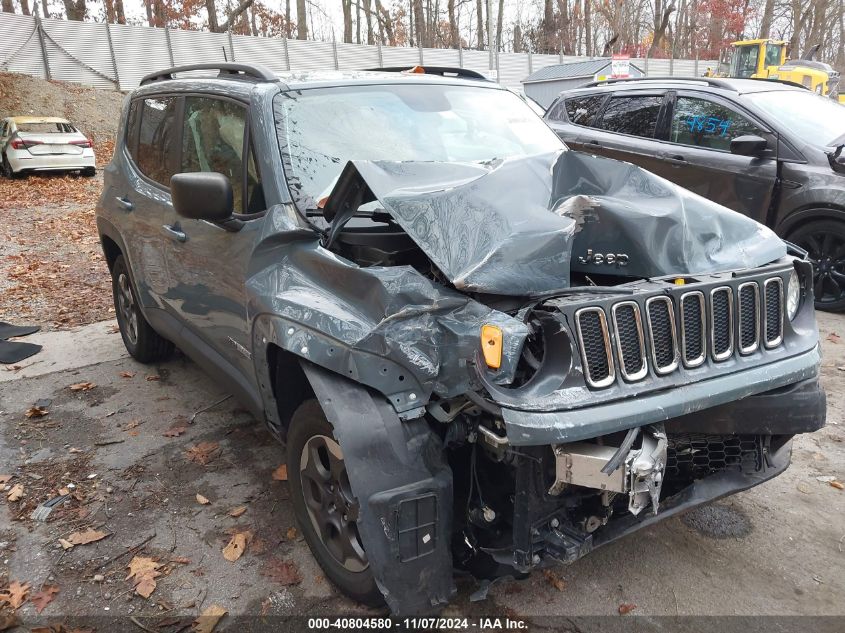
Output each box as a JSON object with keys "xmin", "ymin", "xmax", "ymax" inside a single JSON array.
[
  {"xmin": 63, "ymin": 0, "xmax": 86, "ymax": 21},
  {"xmin": 649, "ymin": 0, "xmax": 676, "ymax": 55},
  {"xmin": 341, "ymin": 0, "xmax": 352, "ymax": 41},
  {"xmin": 476, "ymin": 0, "xmax": 483, "ymax": 48},
  {"xmin": 20, "ymin": 0, "xmax": 31, "ymax": 15}
]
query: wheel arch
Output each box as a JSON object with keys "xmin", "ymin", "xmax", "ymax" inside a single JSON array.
[
  {"xmin": 776, "ymin": 203, "xmax": 845, "ymax": 237},
  {"xmin": 96, "ymin": 217, "xmax": 129, "ymax": 272}
]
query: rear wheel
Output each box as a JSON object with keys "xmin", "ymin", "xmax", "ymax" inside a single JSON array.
[
  {"xmin": 1, "ymin": 153, "xmax": 21, "ymax": 179},
  {"xmin": 111, "ymin": 254, "xmax": 174, "ymax": 362},
  {"xmin": 81, "ymin": 167, "xmax": 96, "ymax": 177},
  {"xmin": 788, "ymin": 219, "xmax": 845, "ymax": 312},
  {"xmin": 287, "ymin": 400, "xmax": 383, "ymax": 607}
]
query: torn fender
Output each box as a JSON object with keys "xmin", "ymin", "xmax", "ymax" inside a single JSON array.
[
  {"xmin": 324, "ymin": 150, "xmax": 786, "ymax": 295},
  {"xmin": 301, "ymin": 361, "xmax": 456, "ymax": 614}
]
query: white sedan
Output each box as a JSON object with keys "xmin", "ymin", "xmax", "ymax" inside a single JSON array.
[{"xmin": 0, "ymin": 116, "xmax": 96, "ymax": 178}]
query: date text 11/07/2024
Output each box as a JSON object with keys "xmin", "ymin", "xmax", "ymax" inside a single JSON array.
[{"xmin": 307, "ymin": 617, "xmax": 529, "ymax": 630}]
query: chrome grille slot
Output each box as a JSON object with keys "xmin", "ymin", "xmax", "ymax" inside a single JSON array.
[
  {"xmin": 645, "ymin": 296, "xmax": 679, "ymax": 375},
  {"xmin": 763, "ymin": 277, "xmax": 784, "ymax": 348},
  {"xmin": 738, "ymin": 282, "xmax": 760, "ymax": 354},
  {"xmin": 575, "ymin": 307, "xmax": 615, "ymax": 388},
  {"xmin": 611, "ymin": 301, "xmax": 647, "ymax": 381},
  {"xmin": 710, "ymin": 287, "xmax": 734, "ymax": 361},
  {"xmin": 680, "ymin": 291, "xmax": 706, "ymax": 368}
]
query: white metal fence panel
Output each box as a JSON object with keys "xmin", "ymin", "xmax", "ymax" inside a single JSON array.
[
  {"xmin": 0, "ymin": 13, "xmax": 719, "ymax": 92},
  {"xmin": 42, "ymin": 18, "xmax": 116, "ymax": 89},
  {"xmin": 336, "ymin": 42, "xmax": 379, "ymax": 69},
  {"xmin": 232, "ymin": 34, "xmax": 289, "ymax": 73},
  {"xmin": 286, "ymin": 38, "xmax": 335, "ymax": 71},
  {"xmin": 0, "ymin": 13, "xmax": 46, "ymax": 79},
  {"xmin": 109, "ymin": 22, "xmax": 172, "ymax": 90}
]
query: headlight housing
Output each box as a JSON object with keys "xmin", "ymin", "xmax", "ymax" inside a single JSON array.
[{"xmin": 787, "ymin": 270, "xmax": 801, "ymax": 320}]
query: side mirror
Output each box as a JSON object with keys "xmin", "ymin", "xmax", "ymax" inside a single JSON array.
[
  {"xmin": 170, "ymin": 172, "xmax": 233, "ymax": 222},
  {"xmin": 730, "ymin": 135, "xmax": 769, "ymax": 157}
]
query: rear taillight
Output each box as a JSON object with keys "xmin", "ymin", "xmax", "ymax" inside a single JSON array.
[
  {"xmin": 70, "ymin": 139, "xmax": 93, "ymax": 148},
  {"xmin": 10, "ymin": 139, "xmax": 42, "ymax": 149}
]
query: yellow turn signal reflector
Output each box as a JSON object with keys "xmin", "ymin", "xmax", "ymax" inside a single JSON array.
[
  {"xmin": 481, "ymin": 324, "xmax": 503, "ymax": 370},
  {"xmin": 674, "ymin": 278, "xmax": 686, "ymax": 285}
]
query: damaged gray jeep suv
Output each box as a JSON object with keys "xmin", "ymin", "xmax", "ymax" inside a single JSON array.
[{"xmin": 96, "ymin": 62, "xmax": 826, "ymax": 613}]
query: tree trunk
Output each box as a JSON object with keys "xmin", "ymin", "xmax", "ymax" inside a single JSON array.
[
  {"xmin": 206, "ymin": 0, "xmax": 219, "ymax": 31},
  {"xmin": 114, "ymin": 0, "xmax": 125, "ymax": 23},
  {"xmin": 153, "ymin": 0, "xmax": 165, "ymax": 27},
  {"xmin": 285, "ymin": 0, "xmax": 290, "ymax": 36},
  {"xmin": 649, "ymin": 0, "xmax": 676, "ymax": 55},
  {"xmin": 758, "ymin": 0, "xmax": 774, "ymax": 38},
  {"xmin": 144, "ymin": 0, "xmax": 154, "ymax": 26},
  {"xmin": 20, "ymin": 0, "xmax": 30, "ymax": 15},
  {"xmin": 557, "ymin": 0, "xmax": 570, "ymax": 54},
  {"xmin": 104, "ymin": 0, "xmax": 115, "ymax": 22},
  {"xmin": 341, "ymin": 0, "xmax": 352, "ymax": 43},
  {"xmin": 374, "ymin": 0, "xmax": 394, "ymax": 44},
  {"xmin": 296, "ymin": 0, "xmax": 306, "ymax": 38},
  {"xmin": 217, "ymin": 0, "xmax": 256, "ymax": 32},
  {"xmin": 1, "ymin": 0, "xmax": 13, "ymax": 13},
  {"xmin": 447, "ymin": 0, "xmax": 458, "ymax": 47},
  {"xmin": 356, "ymin": 0, "xmax": 361, "ymax": 43},
  {"xmin": 63, "ymin": 0, "xmax": 86, "ymax": 21},
  {"xmin": 496, "ymin": 0, "xmax": 503, "ymax": 51},
  {"xmin": 412, "ymin": 0, "xmax": 424, "ymax": 49},
  {"xmin": 364, "ymin": 0, "xmax": 374, "ymax": 43},
  {"xmin": 475, "ymin": 0, "xmax": 483, "ymax": 49},
  {"xmin": 585, "ymin": 0, "xmax": 591, "ymax": 55},
  {"xmin": 513, "ymin": 22, "xmax": 522, "ymax": 52}
]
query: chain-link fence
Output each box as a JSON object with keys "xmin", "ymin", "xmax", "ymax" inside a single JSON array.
[{"xmin": 0, "ymin": 12, "xmax": 716, "ymax": 92}]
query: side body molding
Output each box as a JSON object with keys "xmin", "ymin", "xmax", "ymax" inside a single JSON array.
[{"xmin": 301, "ymin": 361, "xmax": 456, "ymax": 614}]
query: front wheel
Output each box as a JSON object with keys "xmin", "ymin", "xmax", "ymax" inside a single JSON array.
[
  {"xmin": 787, "ymin": 219, "xmax": 845, "ymax": 313},
  {"xmin": 111, "ymin": 254, "xmax": 174, "ymax": 362},
  {"xmin": 287, "ymin": 400, "xmax": 384, "ymax": 607}
]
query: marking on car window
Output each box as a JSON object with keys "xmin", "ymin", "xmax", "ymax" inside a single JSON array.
[{"xmin": 684, "ymin": 115, "xmax": 731, "ymax": 137}]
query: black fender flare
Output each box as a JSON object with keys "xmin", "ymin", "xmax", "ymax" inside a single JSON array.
[
  {"xmin": 776, "ymin": 203, "xmax": 845, "ymax": 236},
  {"xmin": 300, "ymin": 360, "xmax": 455, "ymax": 614}
]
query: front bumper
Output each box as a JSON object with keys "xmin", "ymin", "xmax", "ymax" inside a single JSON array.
[{"xmin": 501, "ymin": 344, "xmax": 822, "ymax": 445}]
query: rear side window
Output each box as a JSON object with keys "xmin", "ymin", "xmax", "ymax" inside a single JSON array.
[
  {"xmin": 564, "ymin": 95, "xmax": 606, "ymax": 127},
  {"xmin": 670, "ymin": 97, "xmax": 764, "ymax": 151},
  {"xmin": 597, "ymin": 96, "xmax": 663, "ymax": 138},
  {"xmin": 135, "ymin": 97, "xmax": 180, "ymax": 187}
]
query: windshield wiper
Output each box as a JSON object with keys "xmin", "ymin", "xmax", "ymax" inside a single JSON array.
[{"xmin": 305, "ymin": 208, "xmax": 394, "ymax": 223}]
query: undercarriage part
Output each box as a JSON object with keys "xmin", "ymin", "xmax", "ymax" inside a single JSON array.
[{"xmin": 550, "ymin": 425, "xmax": 667, "ymax": 516}]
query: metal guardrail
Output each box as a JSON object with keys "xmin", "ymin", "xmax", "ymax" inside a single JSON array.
[{"xmin": 0, "ymin": 12, "xmax": 716, "ymax": 92}]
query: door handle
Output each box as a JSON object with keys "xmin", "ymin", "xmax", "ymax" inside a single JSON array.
[
  {"xmin": 115, "ymin": 196, "xmax": 133, "ymax": 211},
  {"xmin": 587, "ymin": 139, "xmax": 601, "ymax": 146},
  {"xmin": 161, "ymin": 224, "xmax": 187, "ymax": 243},
  {"xmin": 665, "ymin": 154, "xmax": 687, "ymax": 165}
]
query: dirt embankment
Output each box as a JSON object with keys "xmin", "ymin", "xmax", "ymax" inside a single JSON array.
[{"xmin": 0, "ymin": 73, "xmax": 126, "ymax": 330}]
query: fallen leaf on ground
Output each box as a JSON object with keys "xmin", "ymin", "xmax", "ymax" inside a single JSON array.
[
  {"xmin": 228, "ymin": 506, "xmax": 246, "ymax": 518},
  {"xmin": 30, "ymin": 585, "xmax": 59, "ymax": 613},
  {"xmin": 69, "ymin": 382, "xmax": 96, "ymax": 391},
  {"xmin": 68, "ymin": 447, "xmax": 83, "ymax": 454},
  {"xmin": 0, "ymin": 475, "xmax": 11, "ymax": 484},
  {"xmin": 222, "ymin": 532, "xmax": 247, "ymax": 562},
  {"xmin": 6, "ymin": 484, "xmax": 23, "ymax": 502},
  {"xmin": 170, "ymin": 556, "xmax": 191, "ymax": 564},
  {"xmin": 827, "ymin": 332, "xmax": 841, "ymax": 344},
  {"xmin": 145, "ymin": 374, "xmax": 160, "ymax": 381},
  {"xmin": 0, "ymin": 581, "xmax": 30, "ymax": 610},
  {"xmin": 831, "ymin": 481, "xmax": 844, "ymax": 490},
  {"xmin": 286, "ymin": 527, "xmax": 297, "ymax": 540},
  {"xmin": 163, "ymin": 425, "xmax": 187, "ymax": 438},
  {"xmin": 542, "ymin": 569, "xmax": 566, "ymax": 592},
  {"xmin": 119, "ymin": 371, "xmax": 135, "ymax": 378},
  {"xmin": 123, "ymin": 419, "xmax": 142, "ymax": 430},
  {"xmin": 25, "ymin": 405, "xmax": 48, "ymax": 418},
  {"xmin": 193, "ymin": 604, "xmax": 227, "ymax": 633},
  {"xmin": 67, "ymin": 528, "xmax": 108, "ymax": 546},
  {"xmin": 618, "ymin": 603, "xmax": 637, "ymax": 615},
  {"xmin": 185, "ymin": 442, "xmax": 220, "ymax": 465},
  {"xmin": 196, "ymin": 493, "xmax": 210, "ymax": 505},
  {"xmin": 58, "ymin": 539, "xmax": 74, "ymax": 550},
  {"xmin": 0, "ymin": 611, "xmax": 20, "ymax": 630},
  {"xmin": 126, "ymin": 556, "xmax": 162, "ymax": 599},
  {"xmin": 272, "ymin": 464, "xmax": 288, "ymax": 481},
  {"xmin": 262, "ymin": 559, "xmax": 302, "ymax": 586}
]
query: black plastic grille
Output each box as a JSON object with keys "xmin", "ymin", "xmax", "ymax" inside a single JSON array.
[
  {"xmin": 739, "ymin": 284, "xmax": 759, "ymax": 351},
  {"xmin": 712, "ymin": 289, "xmax": 732, "ymax": 357},
  {"xmin": 681, "ymin": 294, "xmax": 704, "ymax": 363},
  {"xmin": 666, "ymin": 433, "xmax": 763, "ymax": 480},
  {"xmin": 614, "ymin": 304, "xmax": 643, "ymax": 377},
  {"xmin": 765, "ymin": 282, "xmax": 782, "ymax": 344},
  {"xmin": 577, "ymin": 310, "xmax": 610, "ymax": 384},
  {"xmin": 647, "ymin": 299, "xmax": 675, "ymax": 369}
]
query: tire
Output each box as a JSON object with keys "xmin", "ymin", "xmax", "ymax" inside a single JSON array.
[
  {"xmin": 787, "ymin": 219, "xmax": 845, "ymax": 313},
  {"xmin": 287, "ymin": 400, "xmax": 384, "ymax": 607},
  {"xmin": 2, "ymin": 153, "xmax": 21, "ymax": 179},
  {"xmin": 81, "ymin": 166, "xmax": 96, "ymax": 177},
  {"xmin": 110, "ymin": 254, "xmax": 174, "ymax": 362}
]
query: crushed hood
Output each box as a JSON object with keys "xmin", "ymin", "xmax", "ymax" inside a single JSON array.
[{"xmin": 323, "ymin": 150, "xmax": 786, "ymax": 295}]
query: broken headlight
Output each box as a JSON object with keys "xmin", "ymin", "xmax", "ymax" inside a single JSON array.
[{"xmin": 787, "ymin": 269, "xmax": 801, "ymax": 320}]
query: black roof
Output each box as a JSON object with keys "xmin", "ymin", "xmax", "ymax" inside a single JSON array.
[{"xmin": 571, "ymin": 76, "xmax": 806, "ymax": 94}]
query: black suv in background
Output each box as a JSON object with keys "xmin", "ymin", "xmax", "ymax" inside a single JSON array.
[{"xmin": 545, "ymin": 77, "xmax": 845, "ymax": 312}]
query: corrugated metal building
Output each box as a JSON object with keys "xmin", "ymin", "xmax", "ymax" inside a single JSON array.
[{"xmin": 522, "ymin": 58, "xmax": 645, "ymax": 108}]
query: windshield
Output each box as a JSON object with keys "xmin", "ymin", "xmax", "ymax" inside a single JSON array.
[
  {"xmin": 274, "ymin": 83, "xmax": 563, "ymax": 209},
  {"xmin": 747, "ymin": 90, "xmax": 845, "ymax": 146},
  {"xmin": 729, "ymin": 46, "xmax": 759, "ymax": 78}
]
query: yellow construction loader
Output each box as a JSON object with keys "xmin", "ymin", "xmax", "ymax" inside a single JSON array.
[{"xmin": 724, "ymin": 39, "xmax": 843, "ymax": 102}]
